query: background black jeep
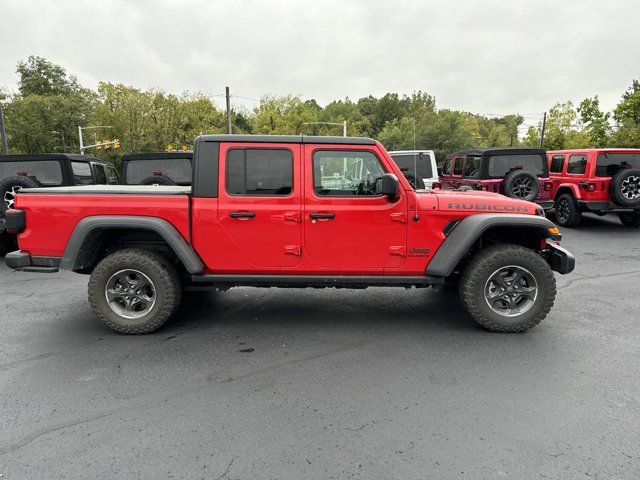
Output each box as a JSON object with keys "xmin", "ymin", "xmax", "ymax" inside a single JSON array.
[
  {"xmin": 0, "ymin": 153, "xmax": 118, "ymax": 256},
  {"xmin": 120, "ymin": 152, "xmax": 193, "ymax": 186}
]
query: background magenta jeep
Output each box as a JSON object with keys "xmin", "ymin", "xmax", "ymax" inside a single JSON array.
[{"xmin": 440, "ymin": 148, "xmax": 553, "ymax": 209}]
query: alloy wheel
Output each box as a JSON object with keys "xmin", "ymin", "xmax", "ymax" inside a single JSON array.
[
  {"xmin": 621, "ymin": 175, "xmax": 640, "ymax": 201},
  {"xmin": 105, "ymin": 269, "xmax": 157, "ymax": 319},
  {"xmin": 3, "ymin": 186, "xmax": 22, "ymax": 210},
  {"xmin": 512, "ymin": 177, "xmax": 534, "ymax": 199},
  {"xmin": 484, "ymin": 265, "xmax": 538, "ymax": 317}
]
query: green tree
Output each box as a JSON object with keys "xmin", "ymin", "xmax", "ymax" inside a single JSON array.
[
  {"xmin": 251, "ymin": 95, "xmax": 318, "ymax": 135},
  {"xmin": 578, "ymin": 96, "xmax": 611, "ymax": 147},
  {"xmin": 16, "ymin": 55, "xmax": 80, "ymax": 96},
  {"xmin": 612, "ymin": 80, "xmax": 640, "ymax": 146}
]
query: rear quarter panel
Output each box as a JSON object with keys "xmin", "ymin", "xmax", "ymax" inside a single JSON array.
[{"xmin": 14, "ymin": 193, "xmax": 190, "ymax": 257}]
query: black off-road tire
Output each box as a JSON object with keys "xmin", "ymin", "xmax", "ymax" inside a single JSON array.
[
  {"xmin": 459, "ymin": 244, "xmax": 556, "ymax": 332},
  {"xmin": 503, "ymin": 170, "xmax": 540, "ymax": 202},
  {"xmin": 619, "ymin": 212, "xmax": 640, "ymax": 228},
  {"xmin": 553, "ymin": 193, "xmax": 582, "ymax": 227},
  {"xmin": 0, "ymin": 175, "xmax": 39, "ymax": 215},
  {"xmin": 610, "ymin": 168, "xmax": 640, "ymax": 207},
  {"xmin": 139, "ymin": 175, "xmax": 176, "ymax": 186},
  {"xmin": 0, "ymin": 234, "xmax": 17, "ymax": 257},
  {"xmin": 88, "ymin": 249, "xmax": 181, "ymax": 334}
]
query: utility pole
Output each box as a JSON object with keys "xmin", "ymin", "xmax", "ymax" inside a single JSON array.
[
  {"xmin": 342, "ymin": 120, "xmax": 347, "ymax": 137},
  {"xmin": 539, "ymin": 112, "xmax": 547, "ymax": 148},
  {"xmin": 225, "ymin": 86, "xmax": 232, "ymax": 134},
  {"xmin": 78, "ymin": 125, "xmax": 84, "ymax": 154},
  {"xmin": 0, "ymin": 105, "xmax": 8, "ymax": 154}
]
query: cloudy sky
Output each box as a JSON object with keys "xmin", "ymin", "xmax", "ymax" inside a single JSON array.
[{"xmin": 2, "ymin": 0, "xmax": 638, "ymax": 123}]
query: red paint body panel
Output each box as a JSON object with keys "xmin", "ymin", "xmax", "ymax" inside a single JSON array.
[
  {"xmin": 15, "ymin": 194, "xmax": 190, "ymax": 257},
  {"xmin": 14, "ymin": 140, "xmax": 542, "ymax": 276},
  {"xmin": 547, "ymin": 149, "xmax": 640, "ymax": 203}
]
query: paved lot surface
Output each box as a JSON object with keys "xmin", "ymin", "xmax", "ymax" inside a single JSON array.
[{"xmin": 1, "ymin": 213, "xmax": 639, "ymax": 479}]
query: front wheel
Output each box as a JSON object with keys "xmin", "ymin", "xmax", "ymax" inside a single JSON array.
[
  {"xmin": 459, "ymin": 244, "xmax": 556, "ymax": 332},
  {"xmin": 619, "ymin": 212, "xmax": 640, "ymax": 228},
  {"xmin": 88, "ymin": 249, "xmax": 181, "ymax": 334}
]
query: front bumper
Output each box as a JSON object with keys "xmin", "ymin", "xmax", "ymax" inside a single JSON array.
[
  {"xmin": 6, "ymin": 250, "xmax": 60, "ymax": 273},
  {"xmin": 576, "ymin": 200, "xmax": 640, "ymax": 213},
  {"xmin": 544, "ymin": 243, "xmax": 575, "ymax": 275}
]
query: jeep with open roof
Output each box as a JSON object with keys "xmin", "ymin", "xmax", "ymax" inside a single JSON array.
[
  {"xmin": 440, "ymin": 148, "xmax": 553, "ymax": 209},
  {"xmin": 5, "ymin": 135, "xmax": 574, "ymax": 335}
]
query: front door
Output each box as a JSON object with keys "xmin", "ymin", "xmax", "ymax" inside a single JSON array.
[
  {"xmin": 303, "ymin": 145, "xmax": 407, "ymax": 273},
  {"xmin": 217, "ymin": 143, "xmax": 302, "ymax": 268}
]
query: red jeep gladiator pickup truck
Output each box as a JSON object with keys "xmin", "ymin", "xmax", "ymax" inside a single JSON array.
[{"xmin": 5, "ymin": 135, "xmax": 574, "ymax": 334}]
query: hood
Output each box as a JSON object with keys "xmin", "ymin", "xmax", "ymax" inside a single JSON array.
[{"xmin": 416, "ymin": 189, "xmax": 539, "ymax": 215}]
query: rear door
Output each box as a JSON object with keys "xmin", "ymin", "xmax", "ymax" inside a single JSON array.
[
  {"xmin": 303, "ymin": 145, "xmax": 407, "ymax": 273},
  {"xmin": 217, "ymin": 143, "xmax": 302, "ymax": 267}
]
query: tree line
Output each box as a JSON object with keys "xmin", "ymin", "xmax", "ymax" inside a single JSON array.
[{"xmin": 1, "ymin": 56, "xmax": 639, "ymax": 162}]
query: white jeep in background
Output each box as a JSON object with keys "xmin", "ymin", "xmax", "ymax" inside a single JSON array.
[{"xmin": 388, "ymin": 150, "xmax": 439, "ymax": 189}]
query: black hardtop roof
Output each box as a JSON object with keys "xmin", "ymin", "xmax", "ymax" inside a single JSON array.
[
  {"xmin": 451, "ymin": 147, "xmax": 546, "ymax": 157},
  {"xmin": 0, "ymin": 153, "xmax": 105, "ymax": 163},
  {"xmin": 196, "ymin": 134, "xmax": 376, "ymax": 145},
  {"xmin": 121, "ymin": 152, "xmax": 193, "ymax": 161}
]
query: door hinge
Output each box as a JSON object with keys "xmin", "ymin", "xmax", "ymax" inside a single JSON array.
[
  {"xmin": 390, "ymin": 212, "xmax": 407, "ymax": 223},
  {"xmin": 389, "ymin": 246, "xmax": 406, "ymax": 257},
  {"xmin": 284, "ymin": 245, "xmax": 301, "ymax": 256}
]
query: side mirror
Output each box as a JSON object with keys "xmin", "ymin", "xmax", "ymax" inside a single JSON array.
[{"xmin": 376, "ymin": 173, "xmax": 399, "ymax": 199}]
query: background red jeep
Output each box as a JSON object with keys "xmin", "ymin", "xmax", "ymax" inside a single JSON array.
[
  {"xmin": 547, "ymin": 149, "xmax": 640, "ymax": 227},
  {"xmin": 440, "ymin": 148, "xmax": 553, "ymax": 209}
]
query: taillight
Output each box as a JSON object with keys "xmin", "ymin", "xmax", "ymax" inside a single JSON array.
[
  {"xmin": 5, "ymin": 209, "xmax": 26, "ymax": 234},
  {"xmin": 587, "ymin": 182, "xmax": 597, "ymax": 192},
  {"xmin": 432, "ymin": 182, "xmax": 442, "ymax": 189}
]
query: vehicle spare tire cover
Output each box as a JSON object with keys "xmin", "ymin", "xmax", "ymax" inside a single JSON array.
[
  {"xmin": 0, "ymin": 175, "xmax": 39, "ymax": 215},
  {"xmin": 503, "ymin": 170, "xmax": 540, "ymax": 201},
  {"xmin": 139, "ymin": 175, "xmax": 176, "ymax": 186},
  {"xmin": 610, "ymin": 168, "xmax": 640, "ymax": 206}
]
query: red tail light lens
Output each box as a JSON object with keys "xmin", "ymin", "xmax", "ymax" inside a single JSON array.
[{"xmin": 432, "ymin": 182, "xmax": 442, "ymax": 189}]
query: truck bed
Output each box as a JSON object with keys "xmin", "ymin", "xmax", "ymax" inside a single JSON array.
[{"xmin": 14, "ymin": 186, "xmax": 191, "ymax": 258}]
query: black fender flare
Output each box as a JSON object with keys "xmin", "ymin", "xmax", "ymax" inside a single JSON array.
[
  {"xmin": 59, "ymin": 216, "xmax": 204, "ymax": 274},
  {"xmin": 426, "ymin": 213, "xmax": 561, "ymax": 277}
]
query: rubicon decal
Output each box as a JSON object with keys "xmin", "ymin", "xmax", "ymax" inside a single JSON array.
[{"xmin": 447, "ymin": 202, "xmax": 529, "ymax": 213}]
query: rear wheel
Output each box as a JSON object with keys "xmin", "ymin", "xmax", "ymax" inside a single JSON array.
[
  {"xmin": 459, "ymin": 244, "xmax": 556, "ymax": 332},
  {"xmin": 554, "ymin": 194, "xmax": 582, "ymax": 227},
  {"xmin": 0, "ymin": 175, "xmax": 39, "ymax": 215},
  {"xmin": 619, "ymin": 212, "xmax": 640, "ymax": 228},
  {"xmin": 88, "ymin": 249, "xmax": 181, "ymax": 334},
  {"xmin": 504, "ymin": 170, "xmax": 540, "ymax": 202}
]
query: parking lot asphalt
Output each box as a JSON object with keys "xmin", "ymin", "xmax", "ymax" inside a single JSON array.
[{"xmin": 1, "ymin": 213, "xmax": 639, "ymax": 480}]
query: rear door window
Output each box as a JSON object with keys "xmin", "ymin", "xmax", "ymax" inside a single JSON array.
[
  {"xmin": 72, "ymin": 161, "xmax": 95, "ymax": 185},
  {"xmin": 596, "ymin": 153, "xmax": 640, "ymax": 176},
  {"xmin": 453, "ymin": 157, "xmax": 464, "ymax": 176},
  {"xmin": 567, "ymin": 155, "xmax": 587, "ymax": 175},
  {"xmin": 105, "ymin": 164, "xmax": 119, "ymax": 184},
  {"xmin": 92, "ymin": 164, "xmax": 107, "ymax": 184},
  {"xmin": 487, "ymin": 154, "xmax": 547, "ymax": 178},
  {"xmin": 463, "ymin": 156, "xmax": 481, "ymax": 178},
  {"xmin": 550, "ymin": 155, "xmax": 564, "ymax": 173},
  {"xmin": 0, "ymin": 160, "xmax": 63, "ymax": 186},
  {"xmin": 227, "ymin": 148, "xmax": 293, "ymax": 196}
]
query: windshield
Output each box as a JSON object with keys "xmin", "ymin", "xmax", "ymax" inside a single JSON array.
[
  {"xmin": 596, "ymin": 153, "xmax": 640, "ymax": 177},
  {"xmin": 487, "ymin": 154, "xmax": 547, "ymax": 178},
  {"xmin": 0, "ymin": 160, "xmax": 63, "ymax": 186},
  {"xmin": 124, "ymin": 158, "xmax": 192, "ymax": 185},
  {"xmin": 389, "ymin": 153, "xmax": 434, "ymax": 189}
]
